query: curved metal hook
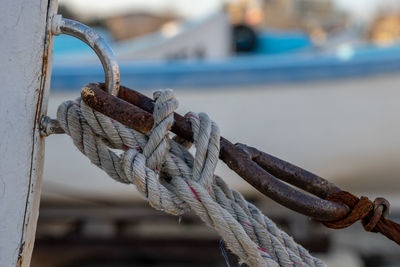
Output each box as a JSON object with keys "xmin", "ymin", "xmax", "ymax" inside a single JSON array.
[{"xmin": 51, "ymin": 15, "xmax": 120, "ymax": 96}]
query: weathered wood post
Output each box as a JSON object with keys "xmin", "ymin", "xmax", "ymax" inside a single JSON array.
[{"xmin": 0, "ymin": 0, "xmax": 57, "ymax": 266}]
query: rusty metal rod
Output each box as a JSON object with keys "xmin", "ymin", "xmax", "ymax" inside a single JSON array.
[
  {"xmin": 81, "ymin": 84, "xmax": 154, "ymax": 134},
  {"xmin": 218, "ymin": 139, "xmax": 349, "ymax": 221},
  {"xmin": 82, "ymin": 83, "xmax": 350, "ymax": 221},
  {"xmin": 239, "ymin": 144, "xmax": 342, "ymax": 199},
  {"xmin": 117, "ymin": 84, "xmax": 343, "ymax": 196},
  {"xmin": 118, "ymin": 84, "xmax": 193, "ymax": 141}
]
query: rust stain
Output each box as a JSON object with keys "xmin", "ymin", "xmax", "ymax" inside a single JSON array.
[
  {"xmin": 112, "ymin": 83, "xmax": 350, "ymax": 221},
  {"xmin": 81, "ymin": 86, "xmax": 95, "ymax": 97},
  {"xmin": 17, "ymin": 242, "xmax": 25, "ymax": 267},
  {"xmin": 81, "ymin": 83, "xmax": 154, "ymax": 134},
  {"xmin": 18, "ymin": 0, "xmax": 54, "ymax": 264}
]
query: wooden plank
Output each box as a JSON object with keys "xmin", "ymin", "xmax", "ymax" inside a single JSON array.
[{"xmin": 0, "ymin": 0, "xmax": 57, "ymax": 266}]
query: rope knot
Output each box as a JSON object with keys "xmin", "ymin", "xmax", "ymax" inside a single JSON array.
[
  {"xmin": 57, "ymin": 87, "xmax": 325, "ymax": 266},
  {"xmin": 322, "ymin": 191, "xmax": 390, "ymax": 233}
]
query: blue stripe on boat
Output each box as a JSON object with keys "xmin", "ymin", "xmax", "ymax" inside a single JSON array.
[{"xmin": 51, "ymin": 44, "xmax": 400, "ymax": 91}]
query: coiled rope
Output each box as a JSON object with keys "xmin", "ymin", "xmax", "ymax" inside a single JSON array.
[{"xmin": 56, "ymin": 88, "xmax": 324, "ymax": 266}]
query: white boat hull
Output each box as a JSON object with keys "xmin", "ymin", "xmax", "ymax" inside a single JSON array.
[{"xmin": 43, "ymin": 73, "xmax": 400, "ymax": 206}]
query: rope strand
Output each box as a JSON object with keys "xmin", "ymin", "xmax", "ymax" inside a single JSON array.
[{"xmin": 56, "ymin": 90, "xmax": 324, "ymax": 267}]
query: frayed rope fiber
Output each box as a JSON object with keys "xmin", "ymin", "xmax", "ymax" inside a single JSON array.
[{"xmin": 56, "ymin": 88, "xmax": 324, "ymax": 267}]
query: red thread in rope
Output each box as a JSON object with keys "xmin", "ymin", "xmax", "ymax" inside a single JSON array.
[
  {"xmin": 184, "ymin": 180, "xmax": 202, "ymax": 202},
  {"xmin": 186, "ymin": 113, "xmax": 200, "ymax": 121}
]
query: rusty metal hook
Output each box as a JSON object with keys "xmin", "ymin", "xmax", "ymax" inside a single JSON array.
[{"xmin": 81, "ymin": 83, "xmax": 350, "ymax": 221}]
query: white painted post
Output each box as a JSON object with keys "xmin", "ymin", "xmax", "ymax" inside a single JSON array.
[{"xmin": 0, "ymin": 0, "xmax": 57, "ymax": 266}]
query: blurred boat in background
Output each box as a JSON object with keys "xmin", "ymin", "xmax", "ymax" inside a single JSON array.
[
  {"xmin": 47, "ymin": 10, "xmax": 400, "ymax": 206},
  {"xmin": 51, "ymin": 13, "xmax": 400, "ymax": 90}
]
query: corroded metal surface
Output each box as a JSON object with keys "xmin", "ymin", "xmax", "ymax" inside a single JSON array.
[
  {"xmin": 118, "ymin": 84, "xmax": 194, "ymax": 142},
  {"xmin": 81, "ymin": 84, "xmax": 154, "ymax": 134},
  {"xmin": 83, "ymin": 83, "xmax": 350, "ymax": 221},
  {"xmin": 237, "ymin": 144, "xmax": 342, "ymax": 199},
  {"xmin": 219, "ymin": 140, "xmax": 349, "ymax": 221}
]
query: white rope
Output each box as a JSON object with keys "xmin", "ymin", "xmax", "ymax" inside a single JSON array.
[{"xmin": 56, "ymin": 87, "xmax": 325, "ymax": 267}]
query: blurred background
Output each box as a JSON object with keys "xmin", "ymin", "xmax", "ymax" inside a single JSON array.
[{"xmin": 33, "ymin": 0, "xmax": 400, "ymax": 266}]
